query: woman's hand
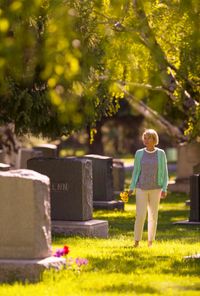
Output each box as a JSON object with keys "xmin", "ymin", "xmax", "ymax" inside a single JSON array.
[
  {"xmin": 128, "ymin": 190, "xmax": 133, "ymax": 197},
  {"xmin": 161, "ymin": 191, "xmax": 167, "ymax": 199}
]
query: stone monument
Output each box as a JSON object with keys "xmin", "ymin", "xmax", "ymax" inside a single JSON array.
[
  {"xmin": 189, "ymin": 174, "xmax": 200, "ymax": 222},
  {"xmin": 33, "ymin": 144, "xmax": 58, "ymax": 158},
  {"xmin": 27, "ymin": 157, "xmax": 108, "ymax": 237},
  {"xmin": 0, "ymin": 150, "xmax": 4, "ymax": 162},
  {"xmin": 84, "ymin": 154, "xmax": 124, "ymax": 210},
  {"xmin": 0, "ymin": 163, "xmax": 10, "ymax": 171},
  {"xmin": 0, "ymin": 169, "xmax": 65, "ymax": 283},
  {"xmin": 112, "ymin": 159, "xmax": 125, "ymax": 193},
  {"xmin": 168, "ymin": 142, "xmax": 200, "ymax": 193},
  {"xmin": 173, "ymin": 162, "xmax": 200, "ymax": 225},
  {"xmin": 193, "ymin": 163, "xmax": 200, "ymax": 174},
  {"xmin": 16, "ymin": 148, "xmax": 43, "ymax": 169}
]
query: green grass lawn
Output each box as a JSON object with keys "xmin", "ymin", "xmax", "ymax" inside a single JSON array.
[{"xmin": 0, "ymin": 193, "xmax": 199, "ymax": 296}]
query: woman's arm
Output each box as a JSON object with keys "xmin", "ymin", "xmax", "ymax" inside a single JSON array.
[
  {"xmin": 129, "ymin": 150, "xmax": 141, "ymax": 191},
  {"xmin": 162, "ymin": 150, "xmax": 169, "ymax": 193}
]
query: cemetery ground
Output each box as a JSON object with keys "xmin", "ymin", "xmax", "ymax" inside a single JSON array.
[{"xmin": 0, "ymin": 192, "xmax": 199, "ymax": 295}]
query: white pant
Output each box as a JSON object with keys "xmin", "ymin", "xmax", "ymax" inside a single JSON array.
[{"xmin": 134, "ymin": 188, "xmax": 162, "ymax": 242}]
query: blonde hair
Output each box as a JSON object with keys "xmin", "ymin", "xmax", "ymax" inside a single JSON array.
[{"xmin": 142, "ymin": 129, "xmax": 159, "ymax": 145}]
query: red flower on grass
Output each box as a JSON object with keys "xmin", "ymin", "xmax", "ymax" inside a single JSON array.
[
  {"xmin": 54, "ymin": 245, "xmax": 70, "ymax": 257},
  {"xmin": 53, "ymin": 245, "xmax": 88, "ymax": 270},
  {"xmin": 63, "ymin": 245, "xmax": 70, "ymax": 255}
]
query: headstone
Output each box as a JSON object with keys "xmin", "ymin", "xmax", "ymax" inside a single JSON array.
[
  {"xmin": 173, "ymin": 171, "xmax": 200, "ymax": 226},
  {"xmin": 16, "ymin": 148, "xmax": 43, "ymax": 169},
  {"xmin": 0, "ymin": 169, "xmax": 51, "ymax": 259},
  {"xmin": 33, "ymin": 144, "xmax": 58, "ymax": 158},
  {"xmin": 84, "ymin": 154, "xmax": 124, "ymax": 210},
  {"xmin": 27, "ymin": 157, "xmax": 93, "ymax": 221},
  {"xmin": 0, "ymin": 169, "xmax": 65, "ymax": 283},
  {"xmin": 85, "ymin": 155, "xmax": 113, "ymax": 201},
  {"xmin": 112, "ymin": 159, "xmax": 125, "ymax": 193},
  {"xmin": 176, "ymin": 143, "xmax": 200, "ymax": 178},
  {"xmin": 0, "ymin": 150, "xmax": 4, "ymax": 162},
  {"xmin": 184, "ymin": 164, "xmax": 200, "ymax": 207},
  {"xmin": 189, "ymin": 174, "xmax": 200, "ymax": 222},
  {"xmin": 27, "ymin": 157, "xmax": 108, "ymax": 237},
  {"xmin": 166, "ymin": 147, "xmax": 178, "ymax": 163},
  {"xmin": 51, "ymin": 220, "xmax": 108, "ymax": 238},
  {"xmin": 168, "ymin": 142, "xmax": 200, "ymax": 193},
  {"xmin": 0, "ymin": 149, "xmax": 17, "ymax": 169},
  {"xmin": 193, "ymin": 163, "xmax": 200, "ymax": 174},
  {"xmin": 0, "ymin": 163, "xmax": 10, "ymax": 171},
  {"xmin": 184, "ymin": 254, "xmax": 200, "ymax": 260}
]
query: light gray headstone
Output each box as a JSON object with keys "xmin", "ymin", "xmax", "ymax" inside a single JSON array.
[
  {"xmin": 27, "ymin": 157, "xmax": 93, "ymax": 221},
  {"xmin": 0, "ymin": 169, "xmax": 52, "ymax": 259},
  {"xmin": 193, "ymin": 163, "xmax": 200, "ymax": 174},
  {"xmin": 33, "ymin": 144, "xmax": 58, "ymax": 158},
  {"xmin": 166, "ymin": 148, "xmax": 178, "ymax": 163},
  {"xmin": 16, "ymin": 148, "xmax": 43, "ymax": 169},
  {"xmin": 177, "ymin": 143, "xmax": 200, "ymax": 179}
]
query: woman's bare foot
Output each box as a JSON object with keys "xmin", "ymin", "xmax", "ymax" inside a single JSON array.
[{"xmin": 148, "ymin": 241, "xmax": 153, "ymax": 247}]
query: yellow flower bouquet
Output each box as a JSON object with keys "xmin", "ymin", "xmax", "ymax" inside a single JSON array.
[{"xmin": 120, "ymin": 191, "xmax": 129, "ymax": 203}]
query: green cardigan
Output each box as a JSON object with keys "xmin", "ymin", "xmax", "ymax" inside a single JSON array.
[{"xmin": 130, "ymin": 148, "xmax": 169, "ymax": 192}]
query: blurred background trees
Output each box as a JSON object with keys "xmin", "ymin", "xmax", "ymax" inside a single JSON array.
[{"xmin": 0, "ymin": 0, "xmax": 199, "ymax": 157}]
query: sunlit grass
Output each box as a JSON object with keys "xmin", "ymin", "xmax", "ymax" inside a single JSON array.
[{"xmin": 0, "ymin": 193, "xmax": 199, "ymax": 296}]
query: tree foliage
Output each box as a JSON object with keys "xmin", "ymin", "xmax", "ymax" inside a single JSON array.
[
  {"xmin": 0, "ymin": 0, "xmax": 199, "ymax": 140},
  {"xmin": 0, "ymin": 0, "xmax": 118, "ymax": 137},
  {"xmin": 93, "ymin": 0, "xmax": 200, "ymax": 140}
]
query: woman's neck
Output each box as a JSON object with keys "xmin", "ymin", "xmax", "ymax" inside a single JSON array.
[{"xmin": 145, "ymin": 147, "xmax": 156, "ymax": 152}]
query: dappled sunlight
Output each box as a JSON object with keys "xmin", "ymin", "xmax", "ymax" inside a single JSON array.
[{"xmin": 1, "ymin": 192, "xmax": 199, "ymax": 295}]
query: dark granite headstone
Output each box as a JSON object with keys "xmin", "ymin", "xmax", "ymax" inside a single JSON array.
[
  {"xmin": 27, "ymin": 157, "xmax": 93, "ymax": 221},
  {"xmin": 84, "ymin": 155, "xmax": 124, "ymax": 210},
  {"xmin": 189, "ymin": 174, "xmax": 200, "ymax": 222},
  {"xmin": 84, "ymin": 154, "xmax": 113, "ymax": 201},
  {"xmin": 112, "ymin": 159, "xmax": 125, "ymax": 192}
]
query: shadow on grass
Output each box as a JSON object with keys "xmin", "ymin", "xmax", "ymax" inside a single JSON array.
[
  {"xmin": 85, "ymin": 248, "xmax": 163, "ymax": 274},
  {"xmin": 93, "ymin": 195, "xmax": 199, "ymax": 238},
  {"xmin": 84, "ymin": 282, "xmax": 160, "ymax": 294},
  {"xmin": 85, "ymin": 248, "xmax": 200, "ymax": 278},
  {"xmin": 167, "ymin": 258, "xmax": 200, "ymax": 277},
  {"xmin": 93, "ymin": 208, "xmax": 199, "ymax": 241}
]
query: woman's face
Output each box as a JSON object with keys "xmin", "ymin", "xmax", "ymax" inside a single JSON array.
[{"xmin": 143, "ymin": 134, "xmax": 155, "ymax": 148}]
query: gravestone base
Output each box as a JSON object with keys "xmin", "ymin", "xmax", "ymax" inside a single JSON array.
[
  {"xmin": 173, "ymin": 220, "xmax": 200, "ymax": 225},
  {"xmin": 52, "ymin": 220, "xmax": 109, "ymax": 238},
  {"xmin": 0, "ymin": 163, "xmax": 10, "ymax": 171},
  {"xmin": 184, "ymin": 254, "xmax": 200, "ymax": 260},
  {"xmin": 0, "ymin": 257, "xmax": 66, "ymax": 283},
  {"xmin": 93, "ymin": 200, "xmax": 124, "ymax": 210}
]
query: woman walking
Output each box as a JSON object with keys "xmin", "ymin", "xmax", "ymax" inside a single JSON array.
[{"xmin": 129, "ymin": 129, "xmax": 168, "ymax": 247}]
